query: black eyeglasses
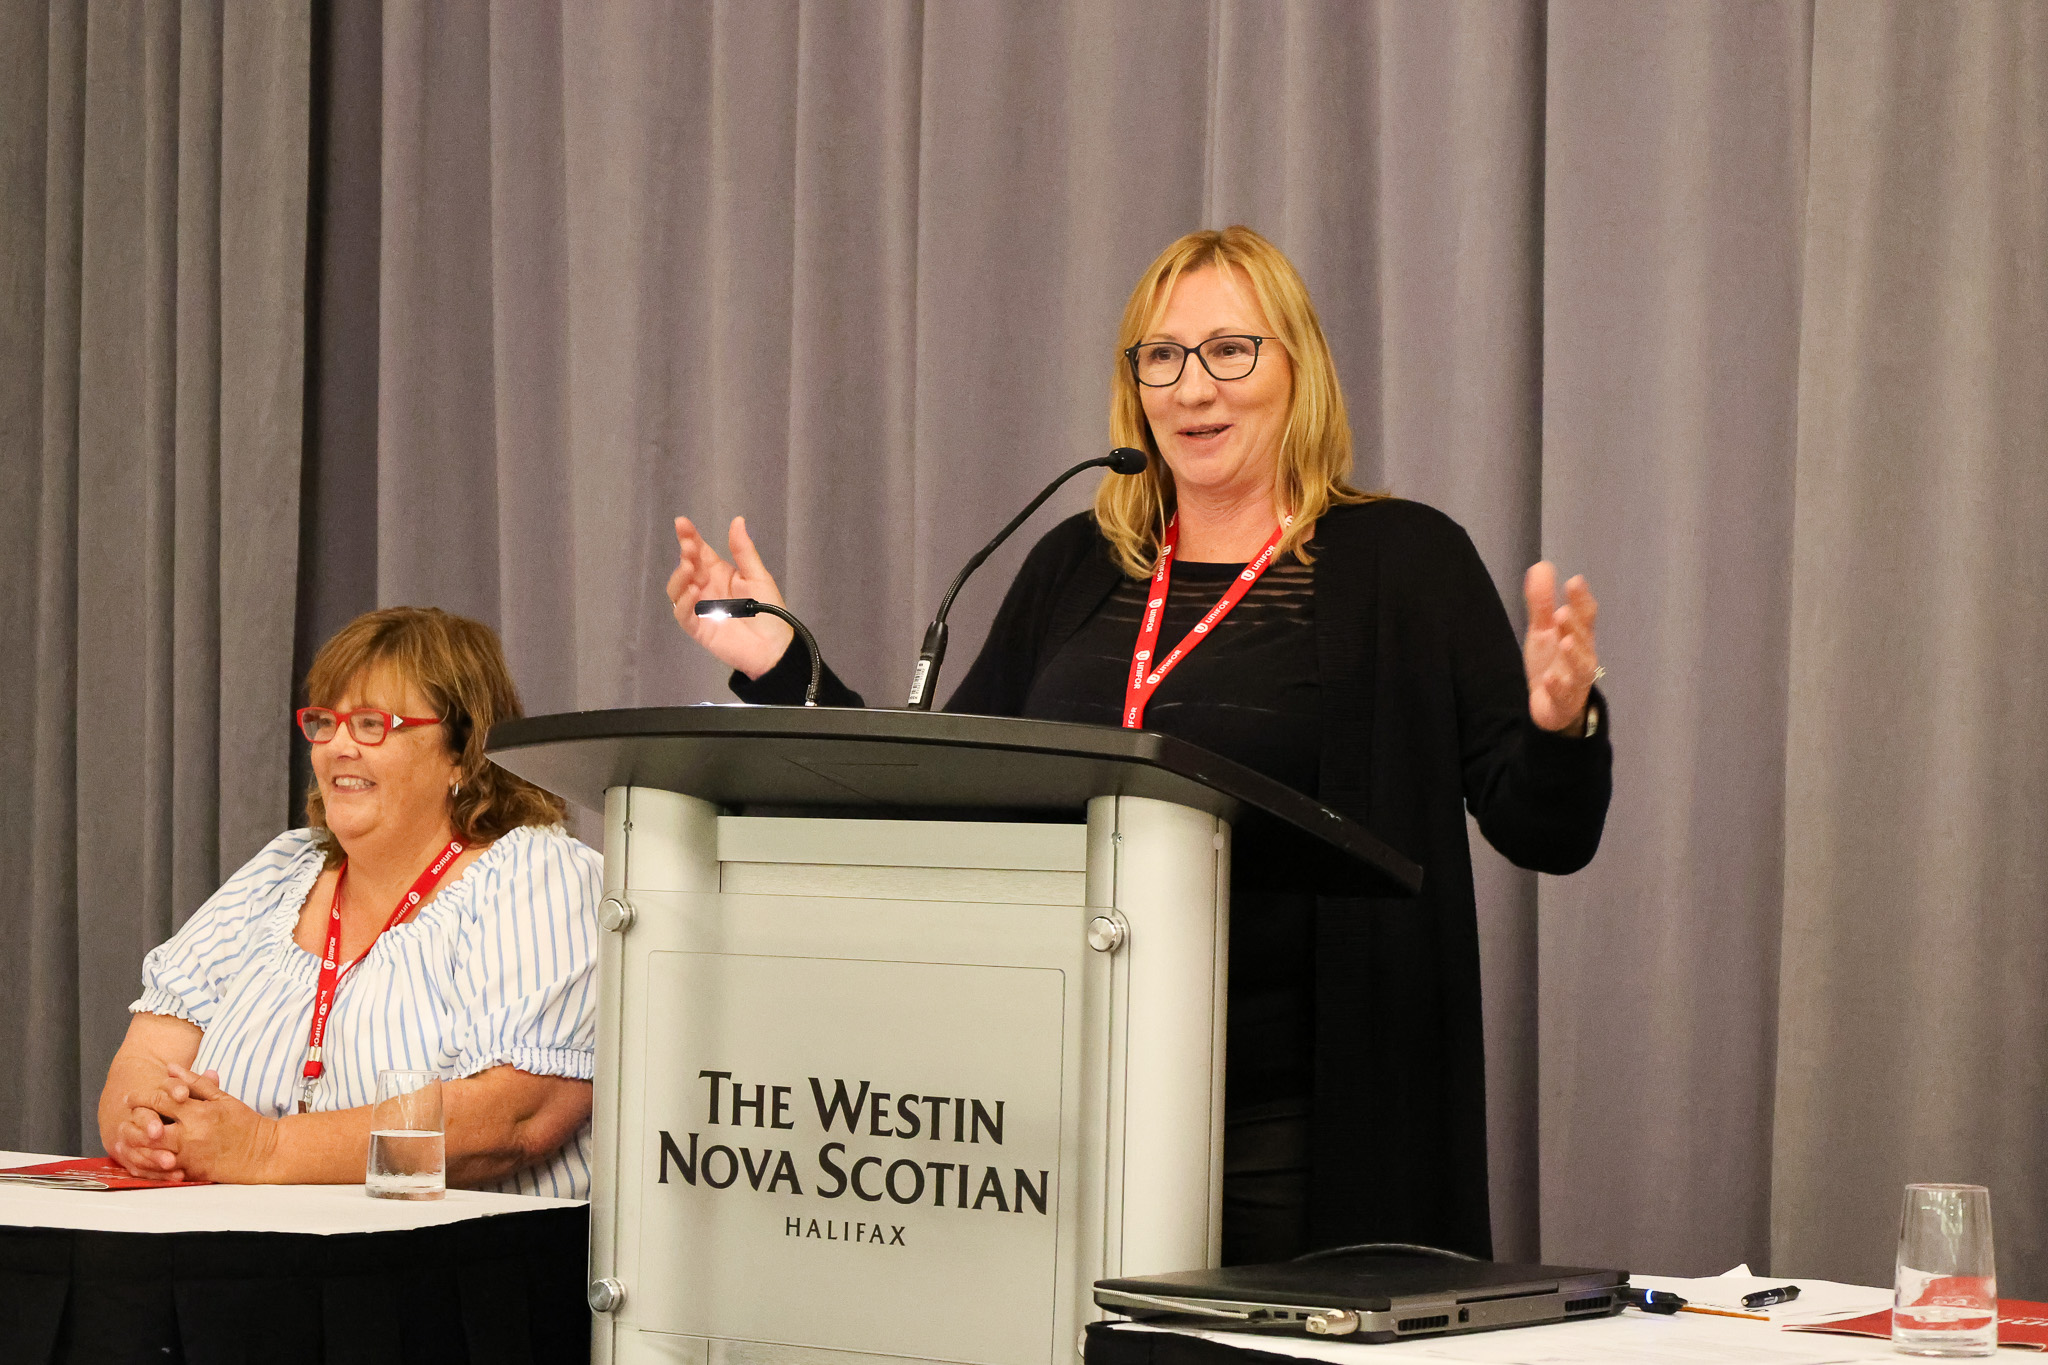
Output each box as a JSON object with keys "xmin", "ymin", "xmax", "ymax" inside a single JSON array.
[{"xmin": 1123, "ymin": 335, "xmax": 1277, "ymax": 387}]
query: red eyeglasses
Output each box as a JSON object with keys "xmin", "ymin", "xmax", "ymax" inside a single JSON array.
[{"xmin": 296, "ymin": 706, "xmax": 442, "ymax": 746}]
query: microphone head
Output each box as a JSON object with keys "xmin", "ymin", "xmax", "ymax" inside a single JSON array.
[
  {"xmin": 694, "ymin": 597, "xmax": 760, "ymax": 620},
  {"xmin": 1107, "ymin": 446, "xmax": 1150, "ymax": 475}
]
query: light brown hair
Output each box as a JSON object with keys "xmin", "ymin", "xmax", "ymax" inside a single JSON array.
[
  {"xmin": 302, "ymin": 607, "xmax": 564, "ymax": 866},
  {"xmin": 1095, "ymin": 225, "xmax": 1378, "ymax": 577}
]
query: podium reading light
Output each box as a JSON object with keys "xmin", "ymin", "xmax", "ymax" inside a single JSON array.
[
  {"xmin": 907, "ymin": 446, "xmax": 1151, "ymax": 709},
  {"xmin": 695, "ymin": 598, "xmax": 824, "ymax": 708}
]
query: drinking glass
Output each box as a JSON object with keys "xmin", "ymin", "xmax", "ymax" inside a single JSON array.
[
  {"xmin": 366, "ymin": 1069, "xmax": 446, "ymax": 1200},
  {"xmin": 1894, "ymin": 1183, "xmax": 1996, "ymax": 1356}
]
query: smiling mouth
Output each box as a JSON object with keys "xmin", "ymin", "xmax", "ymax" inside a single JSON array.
[
  {"xmin": 1180, "ymin": 424, "xmax": 1231, "ymax": 440},
  {"xmin": 330, "ymin": 776, "xmax": 375, "ymax": 793}
]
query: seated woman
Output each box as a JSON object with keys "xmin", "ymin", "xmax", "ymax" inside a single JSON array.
[{"xmin": 97, "ymin": 607, "xmax": 600, "ymax": 1197}]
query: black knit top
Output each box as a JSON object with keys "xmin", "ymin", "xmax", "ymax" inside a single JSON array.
[{"xmin": 734, "ymin": 499, "xmax": 1612, "ymax": 1261}]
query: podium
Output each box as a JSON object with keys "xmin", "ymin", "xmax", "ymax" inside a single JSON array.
[{"xmin": 487, "ymin": 706, "xmax": 1419, "ymax": 1365}]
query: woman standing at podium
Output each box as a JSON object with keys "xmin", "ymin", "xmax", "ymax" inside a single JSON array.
[{"xmin": 666, "ymin": 226, "xmax": 1610, "ymax": 1263}]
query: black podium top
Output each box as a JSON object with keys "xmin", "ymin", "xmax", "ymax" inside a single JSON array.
[{"xmin": 486, "ymin": 706, "xmax": 1421, "ymax": 897}]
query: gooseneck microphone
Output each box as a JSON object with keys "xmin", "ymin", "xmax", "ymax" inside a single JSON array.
[
  {"xmin": 905, "ymin": 446, "xmax": 1150, "ymax": 710},
  {"xmin": 696, "ymin": 599, "xmax": 824, "ymax": 707}
]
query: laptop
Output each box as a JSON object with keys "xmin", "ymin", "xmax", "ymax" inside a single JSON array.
[{"xmin": 1094, "ymin": 1252, "xmax": 1628, "ymax": 1344}]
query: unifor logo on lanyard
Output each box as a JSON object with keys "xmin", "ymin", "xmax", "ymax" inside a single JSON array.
[
  {"xmin": 298, "ymin": 838, "xmax": 465, "ymax": 1114},
  {"xmin": 1122, "ymin": 512, "xmax": 1292, "ymax": 729}
]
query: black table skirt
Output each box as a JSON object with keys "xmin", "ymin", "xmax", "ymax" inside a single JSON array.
[
  {"xmin": 0, "ymin": 1203, "xmax": 590, "ymax": 1365},
  {"xmin": 1085, "ymin": 1320, "xmax": 1312, "ymax": 1365}
]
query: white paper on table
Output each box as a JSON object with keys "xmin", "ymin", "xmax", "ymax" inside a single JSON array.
[{"xmin": 1630, "ymin": 1269, "xmax": 1893, "ymax": 1326}]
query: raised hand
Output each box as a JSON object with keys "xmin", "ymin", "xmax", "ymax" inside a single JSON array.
[
  {"xmin": 1522, "ymin": 561, "xmax": 1601, "ymax": 734},
  {"xmin": 666, "ymin": 514, "xmax": 796, "ymax": 680}
]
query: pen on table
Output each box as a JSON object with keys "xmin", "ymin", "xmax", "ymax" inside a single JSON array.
[
  {"xmin": 1741, "ymin": 1285, "xmax": 1801, "ymax": 1309},
  {"xmin": 1675, "ymin": 1286, "xmax": 1801, "ymax": 1322}
]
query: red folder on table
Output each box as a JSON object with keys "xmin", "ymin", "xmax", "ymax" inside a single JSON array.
[
  {"xmin": 0, "ymin": 1157, "xmax": 212, "ymax": 1191},
  {"xmin": 1789, "ymin": 1300, "xmax": 2048, "ymax": 1351}
]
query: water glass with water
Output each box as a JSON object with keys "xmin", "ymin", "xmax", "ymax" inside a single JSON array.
[
  {"xmin": 367, "ymin": 1069, "xmax": 446, "ymax": 1200},
  {"xmin": 1894, "ymin": 1183, "xmax": 1996, "ymax": 1356}
]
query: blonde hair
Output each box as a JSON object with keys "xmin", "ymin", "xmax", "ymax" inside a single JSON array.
[
  {"xmin": 1095, "ymin": 225, "xmax": 1376, "ymax": 577},
  {"xmin": 301, "ymin": 607, "xmax": 565, "ymax": 867}
]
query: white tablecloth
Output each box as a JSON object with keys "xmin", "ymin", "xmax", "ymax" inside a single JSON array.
[
  {"xmin": 0, "ymin": 1150, "xmax": 584, "ymax": 1236},
  {"xmin": 1106, "ymin": 1272, "xmax": 1904, "ymax": 1363}
]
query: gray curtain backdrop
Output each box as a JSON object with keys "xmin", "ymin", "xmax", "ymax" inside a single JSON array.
[
  {"xmin": 0, "ymin": 2, "xmax": 309, "ymax": 1156},
  {"xmin": 5, "ymin": 0, "xmax": 2044, "ymax": 1294},
  {"xmin": 1774, "ymin": 1, "xmax": 2048, "ymax": 1292},
  {"xmin": 327, "ymin": 0, "xmax": 2048, "ymax": 1286}
]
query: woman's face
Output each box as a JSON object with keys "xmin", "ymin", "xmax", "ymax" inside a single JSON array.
[
  {"xmin": 1137, "ymin": 265, "xmax": 1293, "ymax": 505},
  {"xmin": 312, "ymin": 667, "xmax": 461, "ymax": 852}
]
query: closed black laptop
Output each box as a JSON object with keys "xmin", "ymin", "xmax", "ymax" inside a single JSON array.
[{"xmin": 1094, "ymin": 1253, "xmax": 1627, "ymax": 1344}]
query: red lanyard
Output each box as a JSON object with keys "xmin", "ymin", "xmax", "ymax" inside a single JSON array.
[
  {"xmin": 298, "ymin": 839, "xmax": 464, "ymax": 1112},
  {"xmin": 1123, "ymin": 513, "xmax": 1292, "ymax": 729}
]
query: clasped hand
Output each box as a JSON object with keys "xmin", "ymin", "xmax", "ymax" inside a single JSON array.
[
  {"xmin": 108, "ymin": 1062, "xmax": 279, "ymax": 1183},
  {"xmin": 1523, "ymin": 562, "xmax": 1601, "ymax": 733}
]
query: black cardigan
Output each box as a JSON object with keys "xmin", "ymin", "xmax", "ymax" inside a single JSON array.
[{"xmin": 737, "ymin": 498, "xmax": 1611, "ymax": 1257}]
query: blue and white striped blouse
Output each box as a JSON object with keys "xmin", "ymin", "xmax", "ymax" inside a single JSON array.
[{"xmin": 132, "ymin": 824, "xmax": 603, "ymax": 1198}]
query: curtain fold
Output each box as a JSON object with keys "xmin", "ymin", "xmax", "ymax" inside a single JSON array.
[
  {"xmin": 0, "ymin": 0, "xmax": 309, "ymax": 1155},
  {"xmin": 1536, "ymin": 0, "xmax": 1812, "ymax": 1275},
  {"xmin": 1774, "ymin": 0, "xmax": 2048, "ymax": 1291}
]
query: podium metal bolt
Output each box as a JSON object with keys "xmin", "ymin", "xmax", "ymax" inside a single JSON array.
[
  {"xmin": 598, "ymin": 896, "xmax": 635, "ymax": 933},
  {"xmin": 1087, "ymin": 916, "xmax": 1125, "ymax": 953},
  {"xmin": 588, "ymin": 1277, "xmax": 626, "ymax": 1313}
]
